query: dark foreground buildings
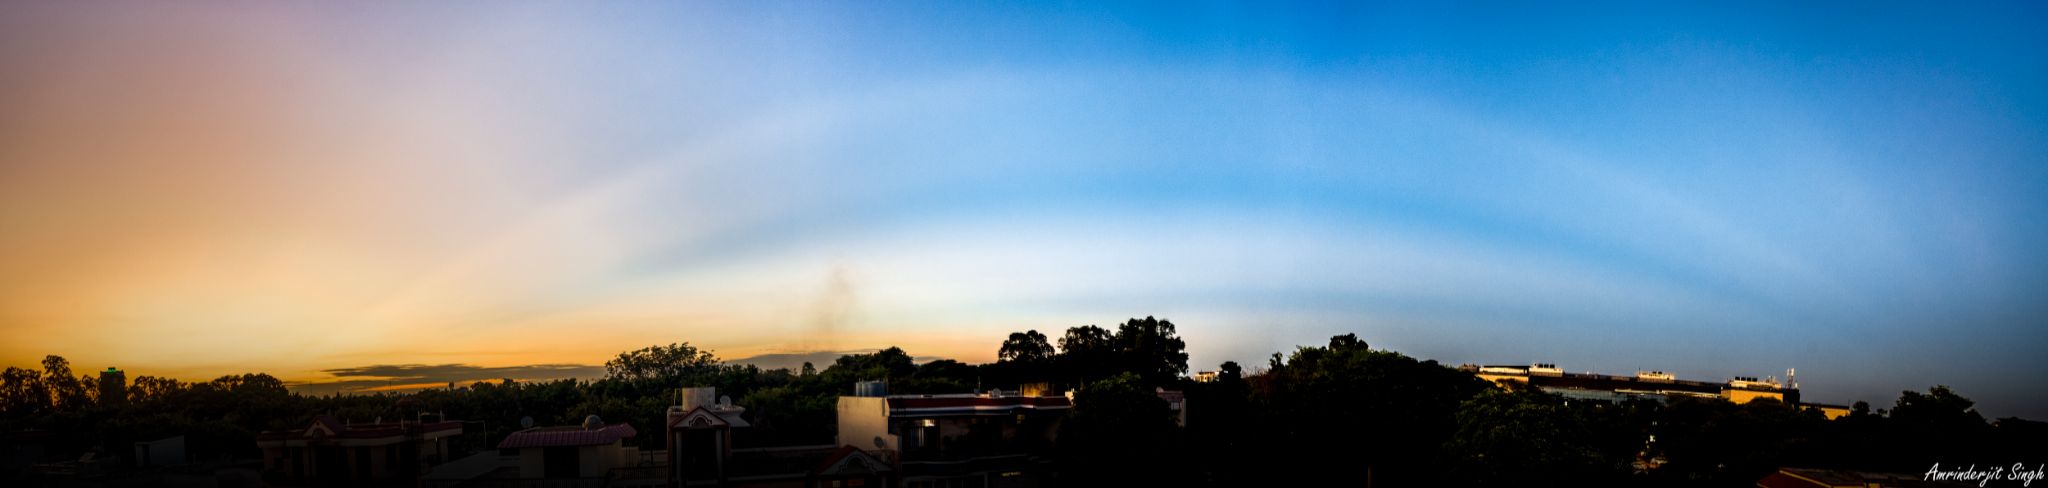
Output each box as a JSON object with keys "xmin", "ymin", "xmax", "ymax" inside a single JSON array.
[
  {"xmin": 404, "ymin": 384, "xmax": 1069, "ymax": 488},
  {"xmin": 255, "ymin": 414, "xmax": 463, "ymax": 485},
  {"xmin": 249, "ymin": 363, "xmax": 1874, "ymax": 487}
]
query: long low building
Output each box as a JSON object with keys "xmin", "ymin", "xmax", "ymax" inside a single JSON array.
[
  {"xmin": 839, "ymin": 386, "xmax": 1072, "ymax": 488},
  {"xmin": 498, "ymin": 417, "xmax": 641, "ymax": 481},
  {"xmin": 256, "ymin": 415, "xmax": 463, "ymax": 484},
  {"xmin": 1458, "ymin": 363, "xmax": 1801, "ymax": 405}
]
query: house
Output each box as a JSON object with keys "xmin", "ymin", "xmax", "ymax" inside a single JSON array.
[
  {"xmin": 667, "ymin": 386, "xmax": 896, "ymax": 488},
  {"xmin": 497, "ymin": 416, "xmax": 641, "ymax": 481},
  {"xmin": 806, "ymin": 445, "xmax": 895, "ymax": 488},
  {"xmin": 837, "ymin": 386, "xmax": 1068, "ymax": 488},
  {"xmin": 1802, "ymin": 403, "xmax": 1853, "ymax": 420},
  {"xmin": 667, "ymin": 387, "xmax": 752, "ymax": 485},
  {"xmin": 1155, "ymin": 389, "xmax": 1187, "ymax": 427},
  {"xmin": 256, "ymin": 415, "xmax": 462, "ymax": 484},
  {"xmin": 1461, "ymin": 363, "xmax": 1806, "ymax": 405}
]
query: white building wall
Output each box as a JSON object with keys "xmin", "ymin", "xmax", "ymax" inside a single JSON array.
[{"xmin": 836, "ymin": 397, "xmax": 898, "ymax": 452}]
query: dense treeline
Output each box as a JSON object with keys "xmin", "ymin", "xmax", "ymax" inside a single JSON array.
[{"xmin": 3, "ymin": 316, "xmax": 2043, "ymax": 487}]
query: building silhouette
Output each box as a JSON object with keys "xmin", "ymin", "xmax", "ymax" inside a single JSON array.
[
  {"xmin": 256, "ymin": 414, "xmax": 463, "ymax": 484},
  {"xmin": 97, "ymin": 367, "xmax": 125, "ymax": 406},
  {"xmin": 498, "ymin": 416, "xmax": 642, "ymax": 481},
  {"xmin": 837, "ymin": 383, "xmax": 1069, "ymax": 487},
  {"xmin": 1461, "ymin": 362, "xmax": 1851, "ymax": 418}
]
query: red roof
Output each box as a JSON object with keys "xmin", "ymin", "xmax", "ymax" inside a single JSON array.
[
  {"xmin": 497, "ymin": 423, "xmax": 637, "ymax": 449},
  {"xmin": 810, "ymin": 445, "xmax": 891, "ymax": 476},
  {"xmin": 312, "ymin": 416, "xmax": 344, "ymax": 434}
]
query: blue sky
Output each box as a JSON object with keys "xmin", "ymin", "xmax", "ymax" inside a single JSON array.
[{"xmin": 2, "ymin": 2, "xmax": 2044, "ymax": 417}]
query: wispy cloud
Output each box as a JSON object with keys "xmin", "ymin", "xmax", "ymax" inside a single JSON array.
[{"xmin": 288, "ymin": 363, "xmax": 606, "ymax": 395}]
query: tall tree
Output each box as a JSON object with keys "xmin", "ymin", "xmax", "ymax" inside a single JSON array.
[
  {"xmin": 0, "ymin": 366, "xmax": 49, "ymax": 415},
  {"xmin": 1056, "ymin": 325, "xmax": 1114, "ymax": 356},
  {"xmin": 1056, "ymin": 372, "xmax": 1184, "ymax": 486},
  {"xmin": 998, "ymin": 330, "xmax": 1055, "ymax": 364},
  {"xmin": 42, "ymin": 355, "xmax": 90, "ymax": 410},
  {"xmin": 827, "ymin": 347, "xmax": 916, "ymax": 381},
  {"xmin": 1327, "ymin": 333, "xmax": 1368, "ymax": 352},
  {"xmin": 1891, "ymin": 385, "xmax": 1984, "ymax": 429},
  {"xmin": 604, "ymin": 342, "xmax": 720, "ymax": 382},
  {"xmin": 1884, "ymin": 385, "xmax": 1992, "ymax": 467},
  {"xmin": 996, "ymin": 330, "xmax": 1055, "ymax": 385},
  {"xmin": 1218, "ymin": 361, "xmax": 1243, "ymax": 382},
  {"xmin": 1251, "ymin": 333, "xmax": 1490, "ymax": 486},
  {"xmin": 1112, "ymin": 316, "xmax": 1189, "ymax": 385},
  {"xmin": 1055, "ymin": 325, "xmax": 1115, "ymax": 384}
]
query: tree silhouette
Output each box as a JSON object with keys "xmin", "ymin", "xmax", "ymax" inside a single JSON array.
[
  {"xmin": 1056, "ymin": 325, "xmax": 1115, "ymax": 385},
  {"xmin": 827, "ymin": 347, "xmax": 916, "ymax": 381},
  {"xmin": 1112, "ymin": 316, "xmax": 1189, "ymax": 385},
  {"xmin": 604, "ymin": 342, "xmax": 719, "ymax": 383},
  {"xmin": 43, "ymin": 355, "xmax": 90, "ymax": 410},
  {"xmin": 996, "ymin": 329, "xmax": 1056, "ymax": 384},
  {"xmin": 1251, "ymin": 334, "xmax": 1490, "ymax": 486},
  {"xmin": 998, "ymin": 329, "xmax": 1055, "ymax": 364},
  {"xmin": 1056, "ymin": 372, "xmax": 1183, "ymax": 487},
  {"xmin": 1219, "ymin": 361, "xmax": 1242, "ymax": 382},
  {"xmin": 1447, "ymin": 389, "xmax": 1632, "ymax": 486}
]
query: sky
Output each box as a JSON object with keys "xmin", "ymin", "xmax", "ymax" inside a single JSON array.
[{"xmin": 1, "ymin": 2, "xmax": 2044, "ymax": 418}]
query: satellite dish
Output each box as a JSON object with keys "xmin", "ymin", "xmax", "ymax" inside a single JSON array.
[
  {"xmin": 519, "ymin": 416, "xmax": 534, "ymax": 429},
  {"xmin": 718, "ymin": 395, "xmax": 732, "ymax": 407},
  {"xmin": 872, "ymin": 436, "xmax": 886, "ymax": 448}
]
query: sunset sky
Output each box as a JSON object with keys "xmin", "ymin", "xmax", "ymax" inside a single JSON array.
[{"xmin": 2, "ymin": 2, "xmax": 2044, "ymax": 417}]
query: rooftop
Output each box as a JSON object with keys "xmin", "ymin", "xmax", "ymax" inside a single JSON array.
[
  {"xmin": 256, "ymin": 415, "xmax": 463, "ymax": 442},
  {"xmin": 881, "ymin": 393, "xmax": 1071, "ymax": 416},
  {"xmin": 1464, "ymin": 363, "xmax": 1792, "ymax": 392},
  {"xmin": 668, "ymin": 404, "xmax": 751, "ymax": 428},
  {"xmin": 497, "ymin": 423, "xmax": 637, "ymax": 449}
]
